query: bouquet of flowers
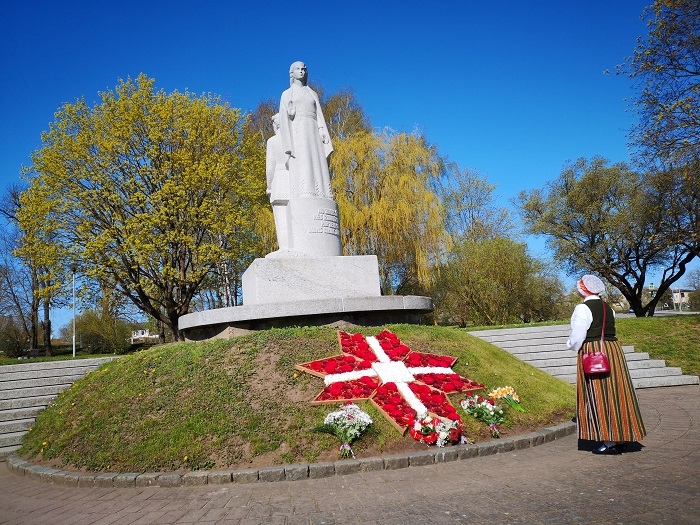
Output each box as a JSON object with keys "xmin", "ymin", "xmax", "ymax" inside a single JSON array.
[
  {"xmin": 406, "ymin": 413, "xmax": 463, "ymax": 447},
  {"xmin": 460, "ymin": 394, "xmax": 504, "ymax": 437},
  {"xmin": 312, "ymin": 402, "xmax": 373, "ymax": 459},
  {"xmin": 488, "ymin": 386, "xmax": 526, "ymax": 412}
]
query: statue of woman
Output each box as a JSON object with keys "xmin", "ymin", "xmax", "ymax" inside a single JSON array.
[{"xmin": 278, "ymin": 61, "xmax": 334, "ymax": 199}]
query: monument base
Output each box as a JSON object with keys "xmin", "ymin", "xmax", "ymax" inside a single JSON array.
[{"xmin": 178, "ymin": 295, "xmax": 434, "ymax": 341}]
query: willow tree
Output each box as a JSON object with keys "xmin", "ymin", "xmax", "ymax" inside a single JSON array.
[
  {"xmin": 331, "ymin": 129, "xmax": 450, "ymax": 294},
  {"xmin": 21, "ymin": 74, "xmax": 266, "ymax": 339}
]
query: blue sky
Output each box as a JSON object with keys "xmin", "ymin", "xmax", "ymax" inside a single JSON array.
[{"xmin": 1, "ymin": 0, "xmax": 692, "ymax": 330}]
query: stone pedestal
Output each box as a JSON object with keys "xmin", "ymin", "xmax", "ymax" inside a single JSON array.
[
  {"xmin": 242, "ymin": 255, "xmax": 381, "ymax": 305},
  {"xmin": 285, "ymin": 197, "xmax": 342, "ymax": 257}
]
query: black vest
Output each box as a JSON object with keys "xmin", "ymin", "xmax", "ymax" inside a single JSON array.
[{"xmin": 583, "ymin": 299, "xmax": 617, "ymax": 342}]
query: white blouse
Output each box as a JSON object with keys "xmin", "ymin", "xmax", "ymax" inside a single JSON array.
[{"xmin": 566, "ymin": 296, "xmax": 615, "ymax": 352}]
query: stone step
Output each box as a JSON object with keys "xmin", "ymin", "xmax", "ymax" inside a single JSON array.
[
  {"xmin": 0, "ymin": 418, "xmax": 34, "ymax": 434},
  {"xmin": 542, "ymin": 364, "xmax": 684, "ymax": 377},
  {"xmin": 633, "ymin": 375, "xmax": 700, "ymax": 388},
  {"xmin": 0, "ymin": 431, "xmax": 25, "ymax": 448},
  {"xmin": 504, "ymin": 344, "xmax": 636, "ymax": 354},
  {"xmin": 0, "ymin": 444, "xmax": 20, "ymax": 459},
  {"xmin": 468, "ymin": 326, "xmax": 699, "ymax": 389},
  {"xmin": 0, "ymin": 357, "xmax": 117, "ymax": 461},
  {"xmin": 0, "ymin": 383, "xmax": 75, "ymax": 401},
  {"xmin": 517, "ymin": 350, "xmax": 648, "ymax": 361},
  {"xmin": 0, "ymin": 395, "xmax": 55, "ymax": 411},
  {"xmin": 546, "ymin": 373, "xmax": 700, "ymax": 389},
  {"xmin": 0, "ymin": 374, "xmax": 86, "ymax": 392},
  {"xmin": 0, "ymin": 358, "xmax": 115, "ymax": 374},
  {"xmin": 0, "ymin": 406, "xmax": 43, "ymax": 422},
  {"xmin": 1, "ymin": 365, "xmax": 103, "ymax": 382},
  {"xmin": 629, "ymin": 366, "xmax": 684, "ymax": 378},
  {"xmin": 469, "ymin": 325, "xmax": 570, "ymax": 338}
]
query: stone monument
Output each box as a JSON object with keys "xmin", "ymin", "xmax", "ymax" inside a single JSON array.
[{"xmin": 178, "ymin": 62, "xmax": 433, "ymax": 340}]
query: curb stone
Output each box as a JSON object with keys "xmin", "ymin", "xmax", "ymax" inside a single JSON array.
[{"xmin": 4, "ymin": 420, "xmax": 576, "ymax": 488}]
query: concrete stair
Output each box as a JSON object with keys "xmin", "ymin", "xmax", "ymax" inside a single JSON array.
[
  {"xmin": 468, "ymin": 324, "xmax": 699, "ymax": 389},
  {"xmin": 0, "ymin": 358, "xmax": 116, "ymax": 460}
]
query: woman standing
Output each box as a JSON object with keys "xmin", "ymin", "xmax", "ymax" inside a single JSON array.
[{"xmin": 567, "ymin": 274, "xmax": 646, "ymax": 454}]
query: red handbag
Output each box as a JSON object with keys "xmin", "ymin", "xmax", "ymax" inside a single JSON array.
[{"xmin": 582, "ymin": 300, "xmax": 611, "ymax": 375}]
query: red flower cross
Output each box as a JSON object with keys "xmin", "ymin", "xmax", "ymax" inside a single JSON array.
[{"xmin": 295, "ymin": 330, "xmax": 484, "ymax": 433}]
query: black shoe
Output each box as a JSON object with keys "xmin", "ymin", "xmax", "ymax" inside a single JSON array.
[{"xmin": 592, "ymin": 443, "xmax": 622, "ymax": 455}]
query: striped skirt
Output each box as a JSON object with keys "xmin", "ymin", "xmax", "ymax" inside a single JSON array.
[{"xmin": 577, "ymin": 339, "xmax": 646, "ymax": 442}]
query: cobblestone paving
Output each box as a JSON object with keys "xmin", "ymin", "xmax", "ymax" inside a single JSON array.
[{"xmin": 0, "ymin": 386, "xmax": 697, "ymax": 525}]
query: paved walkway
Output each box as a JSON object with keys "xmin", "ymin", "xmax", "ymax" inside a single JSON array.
[{"xmin": 0, "ymin": 385, "xmax": 697, "ymax": 525}]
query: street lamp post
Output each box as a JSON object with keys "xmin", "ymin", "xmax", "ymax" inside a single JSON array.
[{"xmin": 68, "ymin": 263, "xmax": 78, "ymax": 358}]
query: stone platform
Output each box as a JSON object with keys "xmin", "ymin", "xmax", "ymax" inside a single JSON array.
[
  {"xmin": 178, "ymin": 295, "xmax": 433, "ymax": 341},
  {"xmin": 180, "ymin": 254, "xmax": 433, "ymax": 341}
]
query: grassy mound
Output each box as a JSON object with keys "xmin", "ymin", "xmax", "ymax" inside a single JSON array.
[{"xmin": 19, "ymin": 324, "xmax": 576, "ymax": 473}]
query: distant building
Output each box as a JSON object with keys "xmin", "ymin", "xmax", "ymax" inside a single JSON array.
[
  {"xmin": 671, "ymin": 289, "xmax": 692, "ymax": 309},
  {"xmin": 131, "ymin": 329, "xmax": 160, "ymax": 344}
]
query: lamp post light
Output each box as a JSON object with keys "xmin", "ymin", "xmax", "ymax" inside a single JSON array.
[{"xmin": 68, "ymin": 263, "xmax": 78, "ymax": 358}]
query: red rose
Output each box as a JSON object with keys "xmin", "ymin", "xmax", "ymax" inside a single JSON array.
[
  {"xmin": 401, "ymin": 413, "xmax": 415, "ymax": 425},
  {"xmin": 423, "ymin": 432, "xmax": 438, "ymax": 445},
  {"xmin": 407, "ymin": 354, "xmax": 421, "ymax": 366},
  {"xmin": 443, "ymin": 383, "xmax": 455, "ymax": 393},
  {"xmin": 359, "ymin": 375, "xmax": 374, "ymax": 386},
  {"xmin": 324, "ymin": 361, "xmax": 338, "ymax": 374}
]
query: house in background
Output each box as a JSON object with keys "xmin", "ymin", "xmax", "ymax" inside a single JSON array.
[
  {"xmin": 671, "ymin": 288, "xmax": 693, "ymax": 310},
  {"xmin": 130, "ymin": 329, "xmax": 160, "ymax": 344}
]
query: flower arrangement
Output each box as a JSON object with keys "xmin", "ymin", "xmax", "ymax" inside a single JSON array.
[
  {"xmin": 311, "ymin": 402, "xmax": 373, "ymax": 459},
  {"xmin": 406, "ymin": 413, "xmax": 463, "ymax": 447},
  {"xmin": 488, "ymin": 386, "xmax": 525, "ymax": 412},
  {"xmin": 297, "ymin": 330, "xmax": 485, "ymax": 434},
  {"xmin": 460, "ymin": 394, "xmax": 504, "ymax": 437}
]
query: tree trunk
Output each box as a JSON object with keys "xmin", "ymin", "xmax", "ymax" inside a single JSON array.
[
  {"xmin": 29, "ymin": 270, "xmax": 39, "ymax": 351},
  {"xmin": 42, "ymin": 298, "xmax": 53, "ymax": 356}
]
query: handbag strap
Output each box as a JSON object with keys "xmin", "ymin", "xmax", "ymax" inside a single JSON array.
[{"xmin": 600, "ymin": 300, "xmax": 607, "ymax": 354}]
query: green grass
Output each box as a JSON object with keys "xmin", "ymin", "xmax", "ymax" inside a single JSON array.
[
  {"xmin": 18, "ymin": 324, "xmax": 576, "ymax": 473},
  {"xmin": 616, "ymin": 314, "xmax": 700, "ymax": 377}
]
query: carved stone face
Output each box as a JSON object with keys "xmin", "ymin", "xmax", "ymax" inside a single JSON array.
[{"xmin": 290, "ymin": 62, "xmax": 307, "ymax": 82}]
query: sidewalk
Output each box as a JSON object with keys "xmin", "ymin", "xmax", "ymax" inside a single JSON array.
[{"xmin": 0, "ymin": 385, "xmax": 697, "ymax": 524}]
